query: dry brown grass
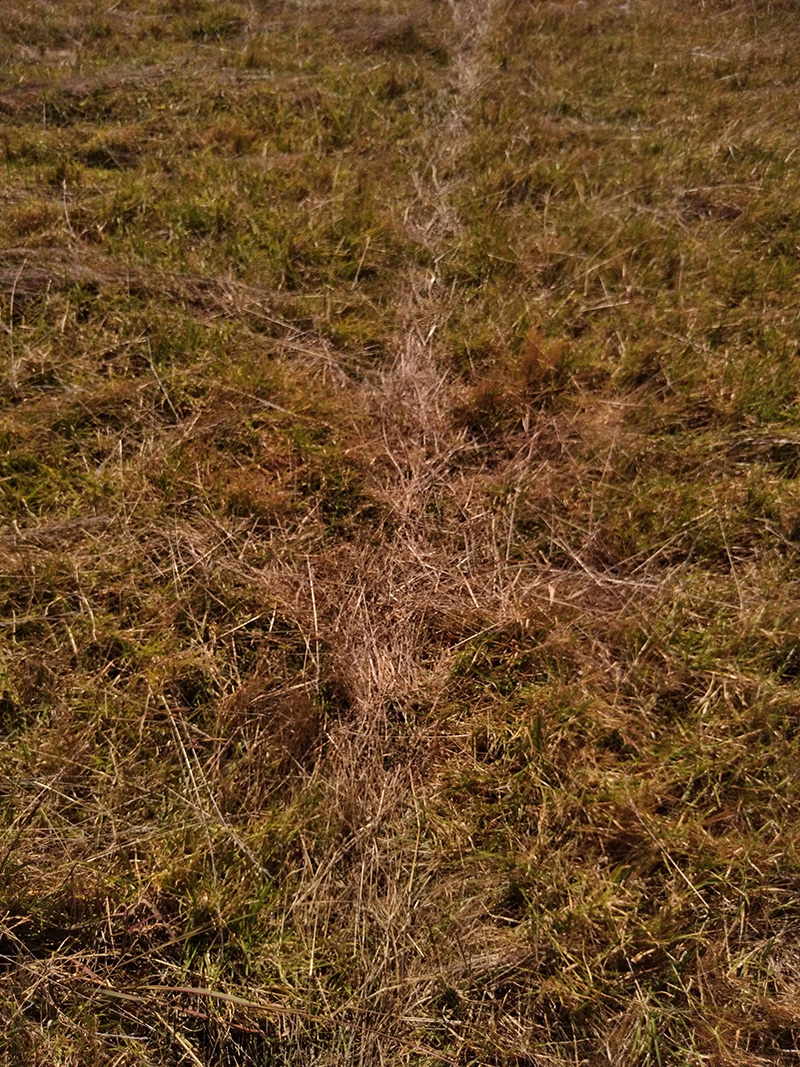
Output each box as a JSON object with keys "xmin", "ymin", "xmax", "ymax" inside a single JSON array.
[
  {"xmin": 0, "ymin": 247, "xmax": 295, "ymax": 326},
  {"xmin": 3, "ymin": 0, "xmax": 800, "ymax": 1064}
]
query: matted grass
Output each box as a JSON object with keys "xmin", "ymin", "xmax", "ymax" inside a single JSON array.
[{"xmin": 3, "ymin": 0, "xmax": 800, "ymax": 1064}]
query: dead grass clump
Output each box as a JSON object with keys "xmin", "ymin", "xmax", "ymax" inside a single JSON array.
[
  {"xmin": 200, "ymin": 118, "xmax": 261, "ymax": 156},
  {"xmin": 81, "ymin": 126, "xmax": 145, "ymax": 171},
  {"xmin": 455, "ymin": 327, "xmax": 568, "ymax": 437},
  {"xmin": 2, "ymin": 202, "xmax": 64, "ymax": 241}
]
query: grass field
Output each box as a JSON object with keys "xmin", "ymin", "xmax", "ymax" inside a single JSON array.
[{"xmin": 3, "ymin": 0, "xmax": 800, "ymax": 1063}]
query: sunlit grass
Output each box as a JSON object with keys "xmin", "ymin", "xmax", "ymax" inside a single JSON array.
[{"xmin": 2, "ymin": 0, "xmax": 800, "ymax": 1064}]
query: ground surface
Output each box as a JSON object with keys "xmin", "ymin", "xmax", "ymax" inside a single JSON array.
[{"xmin": 3, "ymin": 0, "xmax": 800, "ymax": 1064}]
